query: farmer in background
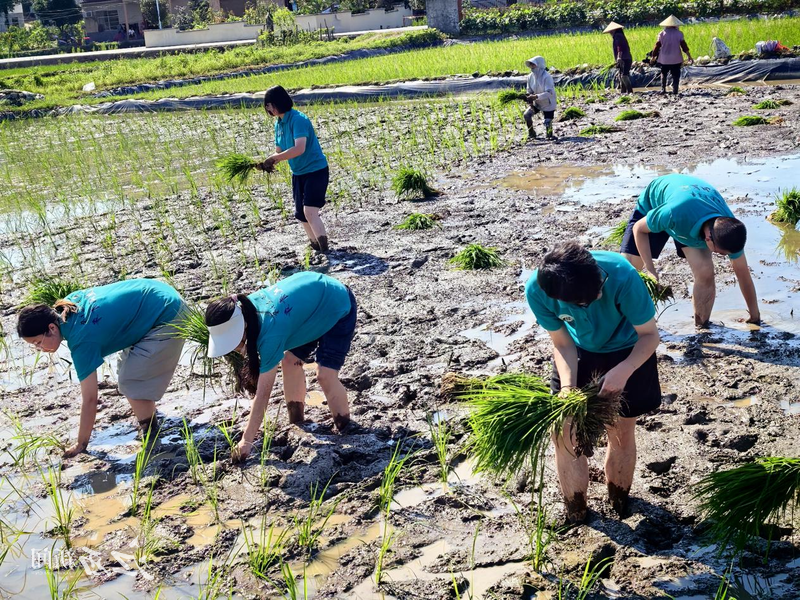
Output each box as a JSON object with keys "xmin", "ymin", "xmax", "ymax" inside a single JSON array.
[
  {"xmin": 651, "ymin": 15, "xmax": 693, "ymax": 94},
  {"xmin": 523, "ymin": 56, "xmax": 557, "ymax": 140},
  {"xmin": 16, "ymin": 280, "xmax": 187, "ymax": 457},
  {"xmin": 620, "ymin": 174, "xmax": 760, "ymax": 328},
  {"xmin": 258, "ymin": 85, "xmax": 331, "ymax": 252},
  {"xmin": 526, "ymin": 243, "xmax": 661, "ymax": 523},
  {"xmin": 205, "ymin": 271, "xmax": 357, "ymax": 462},
  {"xmin": 604, "ymin": 22, "xmax": 633, "ymax": 94}
]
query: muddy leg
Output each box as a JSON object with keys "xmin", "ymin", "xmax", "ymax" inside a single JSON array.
[
  {"xmin": 553, "ymin": 418, "xmax": 589, "ymax": 523},
  {"xmin": 304, "ymin": 207, "xmax": 328, "ymax": 252},
  {"xmin": 523, "ymin": 107, "xmax": 536, "ymax": 139},
  {"xmin": 318, "ymin": 366, "xmax": 350, "ymax": 432},
  {"xmin": 544, "ymin": 118, "xmax": 554, "ymax": 140},
  {"xmin": 683, "ymin": 247, "xmax": 716, "ymax": 328},
  {"xmin": 622, "ymin": 76, "xmax": 633, "ymax": 94},
  {"xmin": 605, "ymin": 417, "xmax": 637, "ymax": 518},
  {"xmin": 300, "ymin": 221, "xmax": 319, "ymax": 250},
  {"xmin": 281, "ymin": 352, "xmax": 307, "ymax": 425}
]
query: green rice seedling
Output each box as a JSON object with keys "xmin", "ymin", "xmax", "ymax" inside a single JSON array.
[
  {"xmin": 769, "ymin": 187, "xmax": 800, "ymax": 226},
  {"xmin": 615, "ymin": 109, "xmax": 659, "ymax": 122},
  {"xmin": 134, "ymin": 517, "xmax": 177, "ymax": 566},
  {"xmin": 505, "ymin": 491, "xmax": 556, "ymax": 571},
  {"xmin": 3, "ymin": 412, "xmax": 63, "ymax": 468},
  {"xmin": 294, "ymin": 478, "xmax": 341, "ymax": 556},
  {"xmin": 42, "ymin": 466, "xmax": 75, "ymax": 550},
  {"xmin": 714, "ymin": 562, "xmax": 735, "ymax": 600},
  {"xmin": 449, "ymin": 243, "xmax": 504, "ymax": 270},
  {"xmin": 559, "ymin": 107, "xmax": 586, "ymax": 121},
  {"xmin": 732, "ymin": 115, "xmax": 769, "ymax": 126},
  {"xmin": 203, "ymin": 447, "xmax": 221, "ymax": 523},
  {"xmin": 259, "ymin": 415, "xmax": 277, "ymax": 488},
  {"xmin": 130, "ymin": 425, "xmax": 158, "ymax": 516},
  {"xmin": 394, "ymin": 213, "xmax": 440, "ymax": 231},
  {"xmin": 182, "ymin": 418, "xmax": 202, "ymax": 485},
  {"xmin": 196, "ymin": 549, "xmax": 237, "ymax": 600},
  {"xmin": 44, "ymin": 565, "xmax": 80, "ymax": 600},
  {"xmin": 377, "ymin": 441, "xmax": 416, "ymax": 516},
  {"xmin": 241, "ymin": 518, "xmax": 289, "ymax": 581},
  {"xmin": 639, "ymin": 271, "xmax": 674, "ymax": 308},
  {"xmin": 497, "ymin": 89, "xmax": 528, "ymax": 105},
  {"xmin": 216, "ymin": 153, "xmax": 259, "ymax": 184},
  {"xmin": 274, "ymin": 559, "xmax": 307, "ymax": 600},
  {"xmin": 374, "ymin": 523, "xmax": 396, "ymax": 586},
  {"xmin": 217, "ymin": 417, "xmax": 238, "ymax": 459},
  {"xmin": 428, "ymin": 416, "xmax": 452, "ymax": 486},
  {"xmin": 576, "ymin": 556, "xmax": 614, "ymax": 600},
  {"xmin": 22, "ymin": 275, "xmax": 83, "ymax": 308},
  {"xmin": 579, "ymin": 125, "xmax": 621, "ymax": 136},
  {"xmin": 753, "ymin": 99, "xmax": 792, "ymax": 110},
  {"xmin": 726, "ymin": 86, "xmax": 746, "ymax": 95},
  {"xmin": 615, "ymin": 95, "xmax": 633, "ymax": 104},
  {"xmin": 463, "ymin": 375, "xmax": 620, "ymax": 479},
  {"xmin": 604, "ymin": 218, "xmax": 628, "ymax": 247},
  {"xmin": 441, "ymin": 371, "xmax": 543, "ymax": 401},
  {"xmin": 693, "ymin": 456, "xmax": 800, "ymax": 554},
  {"xmin": 391, "ymin": 167, "xmax": 439, "ymax": 200}
]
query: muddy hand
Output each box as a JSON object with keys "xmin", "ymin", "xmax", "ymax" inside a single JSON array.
[
  {"xmin": 599, "ymin": 364, "xmax": 632, "ymax": 398},
  {"xmin": 232, "ymin": 439, "xmax": 253, "ymax": 464},
  {"xmin": 63, "ymin": 441, "xmax": 87, "ymax": 459}
]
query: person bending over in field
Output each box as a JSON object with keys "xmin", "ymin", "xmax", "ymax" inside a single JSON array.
[
  {"xmin": 258, "ymin": 85, "xmax": 332, "ymax": 253},
  {"xmin": 526, "ymin": 243, "xmax": 661, "ymax": 523},
  {"xmin": 17, "ymin": 279, "xmax": 187, "ymax": 457},
  {"xmin": 620, "ymin": 173, "xmax": 759, "ymax": 328},
  {"xmin": 523, "ymin": 56, "xmax": 557, "ymax": 141},
  {"xmin": 205, "ymin": 271, "xmax": 357, "ymax": 462}
]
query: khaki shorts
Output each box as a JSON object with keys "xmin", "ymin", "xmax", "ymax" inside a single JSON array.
[{"xmin": 117, "ymin": 315, "xmax": 186, "ymax": 401}]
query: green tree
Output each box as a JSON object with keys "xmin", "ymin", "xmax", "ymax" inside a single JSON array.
[
  {"xmin": 140, "ymin": 0, "xmax": 169, "ymax": 28},
  {"xmin": 0, "ymin": 0, "xmax": 17, "ymax": 28},
  {"xmin": 31, "ymin": 0, "xmax": 82, "ymax": 27}
]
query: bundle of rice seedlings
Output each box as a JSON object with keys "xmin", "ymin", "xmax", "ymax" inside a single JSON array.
[
  {"xmin": 449, "ymin": 244, "xmax": 504, "ymax": 270},
  {"xmin": 23, "ymin": 275, "xmax": 84, "ymax": 307},
  {"xmin": 753, "ymin": 99, "xmax": 792, "ymax": 110},
  {"xmin": 732, "ymin": 115, "xmax": 769, "ymax": 126},
  {"xmin": 769, "ymin": 187, "xmax": 800, "ymax": 226},
  {"xmin": 392, "ymin": 167, "xmax": 439, "ymax": 200},
  {"xmin": 394, "ymin": 213, "xmax": 441, "ymax": 231},
  {"xmin": 639, "ymin": 271, "xmax": 674, "ymax": 307},
  {"xmin": 463, "ymin": 375, "xmax": 621, "ymax": 477},
  {"xmin": 615, "ymin": 95, "xmax": 633, "ymax": 105},
  {"xmin": 694, "ymin": 457, "xmax": 800, "ymax": 553},
  {"xmin": 604, "ymin": 218, "xmax": 628, "ymax": 247},
  {"xmin": 216, "ymin": 153, "xmax": 259, "ymax": 184},
  {"xmin": 497, "ymin": 90, "xmax": 529, "ymax": 105},
  {"xmin": 725, "ymin": 86, "xmax": 746, "ymax": 95},
  {"xmin": 615, "ymin": 110, "xmax": 659, "ymax": 122},
  {"xmin": 440, "ymin": 372, "xmax": 542, "ymax": 401},
  {"xmin": 559, "ymin": 107, "xmax": 586, "ymax": 121},
  {"xmin": 579, "ymin": 125, "xmax": 621, "ymax": 136}
]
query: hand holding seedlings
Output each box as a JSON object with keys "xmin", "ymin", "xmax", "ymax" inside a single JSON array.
[
  {"xmin": 599, "ymin": 364, "xmax": 633, "ymax": 398},
  {"xmin": 232, "ymin": 439, "xmax": 253, "ymax": 463},
  {"xmin": 256, "ymin": 158, "xmax": 276, "ymax": 173}
]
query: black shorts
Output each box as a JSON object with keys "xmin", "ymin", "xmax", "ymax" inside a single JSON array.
[
  {"xmin": 525, "ymin": 106, "xmax": 555, "ymax": 120},
  {"xmin": 288, "ymin": 288, "xmax": 356, "ymax": 372},
  {"xmin": 550, "ymin": 346, "xmax": 661, "ymax": 418},
  {"xmin": 619, "ymin": 208, "xmax": 687, "ymax": 259},
  {"xmin": 292, "ymin": 166, "xmax": 329, "ymax": 223},
  {"xmin": 618, "ymin": 58, "xmax": 633, "ymax": 76}
]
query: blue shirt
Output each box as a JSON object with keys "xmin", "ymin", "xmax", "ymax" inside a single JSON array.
[
  {"xmin": 249, "ymin": 272, "xmax": 351, "ymax": 373},
  {"xmin": 637, "ymin": 174, "xmax": 743, "ymax": 260},
  {"xmin": 526, "ymin": 251, "xmax": 655, "ymax": 352},
  {"xmin": 60, "ymin": 279, "xmax": 185, "ymax": 382},
  {"xmin": 274, "ymin": 109, "xmax": 328, "ymax": 176}
]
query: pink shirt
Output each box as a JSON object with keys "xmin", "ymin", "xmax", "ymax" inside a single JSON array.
[{"xmin": 657, "ymin": 28, "xmax": 686, "ymax": 65}]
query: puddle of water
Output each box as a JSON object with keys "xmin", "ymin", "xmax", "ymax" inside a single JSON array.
[
  {"xmin": 459, "ymin": 301, "xmax": 537, "ymax": 362},
  {"xmin": 306, "ymin": 390, "xmax": 326, "ymax": 407},
  {"xmin": 502, "ymin": 165, "xmax": 615, "ymax": 196},
  {"xmin": 779, "ymin": 400, "xmax": 800, "ymax": 416},
  {"xmin": 632, "ymin": 556, "xmax": 671, "ymax": 569}
]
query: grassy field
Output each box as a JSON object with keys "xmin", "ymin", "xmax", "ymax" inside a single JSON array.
[{"xmin": 8, "ymin": 16, "xmax": 799, "ymax": 111}]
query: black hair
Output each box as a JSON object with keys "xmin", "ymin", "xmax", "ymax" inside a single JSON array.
[
  {"xmin": 711, "ymin": 217, "xmax": 747, "ymax": 254},
  {"xmin": 536, "ymin": 242, "xmax": 603, "ymax": 305},
  {"xmin": 263, "ymin": 85, "xmax": 293, "ymax": 114},
  {"xmin": 17, "ymin": 300, "xmax": 77, "ymax": 338},
  {"xmin": 205, "ymin": 295, "xmax": 261, "ymax": 395}
]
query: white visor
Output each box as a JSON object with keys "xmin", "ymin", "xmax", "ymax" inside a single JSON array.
[{"xmin": 207, "ymin": 303, "xmax": 245, "ymax": 358}]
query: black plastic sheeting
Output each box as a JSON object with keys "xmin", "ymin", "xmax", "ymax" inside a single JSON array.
[{"xmin": 3, "ymin": 57, "xmax": 798, "ymax": 120}]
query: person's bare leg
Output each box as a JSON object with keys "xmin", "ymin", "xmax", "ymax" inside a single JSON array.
[
  {"xmin": 622, "ymin": 253, "xmax": 644, "ymax": 270},
  {"xmin": 281, "ymin": 352, "xmax": 307, "ymax": 425},
  {"xmin": 128, "ymin": 398, "xmax": 158, "ymax": 437},
  {"xmin": 300, "ymin": 221, "xmax": 318, "ymax": 248},
  {"xmin": 605, "ymin": 417, "xmax": 637, "ymax": 517},
  {"xmin": 553, "ymin": 418, "xmax": 589, "ymax": 523},
  {"xmin": 683, "ymin": 247, "xmax": 716, "ymax": 328},
  {"xmin": 317, "ymin": 365, "xmax": 349, "ymax": 431},
  {"xmin": 303, "ymin": 206, "xmax": 328, "ymax": 251}
]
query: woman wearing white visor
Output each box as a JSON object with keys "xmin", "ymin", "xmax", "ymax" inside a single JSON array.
[{"xmin": 205, "ymin": 271, "xmax": 357, "ymax": 461}]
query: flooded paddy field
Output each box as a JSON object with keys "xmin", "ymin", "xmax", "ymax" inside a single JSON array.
[{"xmin": 0, "ymin": 83, "xmax": 798, "ymax": 598}]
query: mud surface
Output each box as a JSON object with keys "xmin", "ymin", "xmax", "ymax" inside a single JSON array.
[{"xmin": 1, "ymin": 84, "xmax": 799, "ymax": 598}]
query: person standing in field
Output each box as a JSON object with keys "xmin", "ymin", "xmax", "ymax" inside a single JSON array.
[
  {"xmin": 604, "ymin": 22, "xmax": 633, "ymax": 94},
  {"xmin": 620, "ymin": 174, "xmax": 760, "ymax": 328},
  {"xmin": 204, "ymin": 271, "xmax": 357, "ymax": 462},
  {"xmin": 526, "ymin": 243, "xmax": 661, "ymax": 523},
  {"xmin": 651, "ymin": 15, "xmax": 693, "ymax": 95},
  {"xmin": 523, "ymin": 56, "xmax": 557, "ymax": 141},
  {"xmin": 258, "ymin": 85, "xmax": 331, "ymax": 252},
  {"xmin": 16, "ymin": 280, "xmax": 187, "ymax": 457}
]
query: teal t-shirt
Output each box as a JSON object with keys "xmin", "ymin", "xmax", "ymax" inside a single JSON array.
[
  {"xmin": 59, "ymin": 279, "xmax": 184, "ymax": 382},
  {"xmin": 274, "ymin": 109, "xmax": 328, "ymax": 176},
  {"xmin": 249, "ymin": 272, "xmax": 351, "ymax": 373},
  {"xmin": 636, "ymin": 174, "xmax": 743, "ymax": 260},
  {"xmin": 525, "ymin": 251, "xmax": 655, "ymax": 352}
]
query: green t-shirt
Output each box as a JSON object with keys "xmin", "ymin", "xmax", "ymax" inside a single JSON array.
[
  {"xmin": 274, "ymin": 109, "xmax": 328, "ymax": 176},
  {"xmin": 60, "ymin": 279, "xmax": 184, "ymax": 382},
  {"xmin": 636, "ymin": 174, "xmax": 743, "ymax": 260},
  {"xmin": 249, "ymin": 272, "xmax": 351, "ymax": 373},
  {"xmin": 525, "ymin": 251, "xmax": 655, "ymax": 352}
]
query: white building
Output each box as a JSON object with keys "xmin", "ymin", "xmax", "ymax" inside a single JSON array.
[{"xmin": 0, "ymin": 3, "xmax": 28, "ymax": 32}]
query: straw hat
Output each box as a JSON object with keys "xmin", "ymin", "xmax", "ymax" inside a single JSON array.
[
  {"xmin": 659, "ymin": 15, "xmax": 683, "ymax": 27},
  {"xmin": 603, "ymin": 22, "xmax": 624, "ymax": 33}
]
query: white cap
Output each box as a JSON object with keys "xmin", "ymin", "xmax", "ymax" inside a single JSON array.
[{"xmin": 207, "ymin": 303, "xmax": 245, "ymax": 358}]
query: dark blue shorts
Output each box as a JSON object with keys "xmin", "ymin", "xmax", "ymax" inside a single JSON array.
[
  {"xmin": 292, "ymin": 166, "xmax": 329, "ymax": 223},
  {"xmin": 288, "ymin": 288, "xmax": 356, "ymax": 371},
  {"xmin": 620, "ymin": 209, "xmax": 687, "ymax": 259}
]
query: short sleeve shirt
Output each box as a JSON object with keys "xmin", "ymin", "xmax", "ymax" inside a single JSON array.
[
  {"xmin": 525, "ymin": 251, "xmax": 655, "ymax": 352},
  {"xmin": 657, "ymin": 28, "xmax": 685, "ymax": 65},
  {"xmin": 59, "ymin": 279, "xmax": 184, "ymax": 381},
  {"xmin": 274, "ymin": 109, "xmax": 328, "ymax": 176},
  {"xmin": 636, "ymin": 174, "xmax": 743, "ymax": 259},
  {"xmin": 249, "ymin": 272, "xmax": 351, "ymax": 373}
]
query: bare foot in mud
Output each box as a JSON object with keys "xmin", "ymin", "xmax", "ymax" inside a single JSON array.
[
  {"xmin": 287, "ymin": 402, "xmax": 305, "ymax": 425},
  {"xmin": 608, "ymin": 482, "xmax": 631, "ymax": 518},
  {"xmin": 564, "ymin": 492, "xmax": 588, "ymax": 525},
  {"xmin": 332, "ymin": 414, "xmax": 352, "ymax": 433}
]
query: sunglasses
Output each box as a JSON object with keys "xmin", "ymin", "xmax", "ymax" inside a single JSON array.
[{"xmin": 575, "ymin": 267, "xmax": 608, "ymax": 308}]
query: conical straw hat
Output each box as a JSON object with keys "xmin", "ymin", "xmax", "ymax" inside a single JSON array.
[
  {"xmin": 659, "ymin": 15, "xmax": 682, "ymax": 27},
  {"xmin": 603, "ymin": 22, "xmax": 624, "ymax": 33}
]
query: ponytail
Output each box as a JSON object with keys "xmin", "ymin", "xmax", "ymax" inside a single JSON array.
[
  {"xmin": 53, "ymin": 299, "xmax": 78, "ymax": 318},
  {"xmin": 17, "ymin": 299, "xmax": 76, "ymax": 338}
]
